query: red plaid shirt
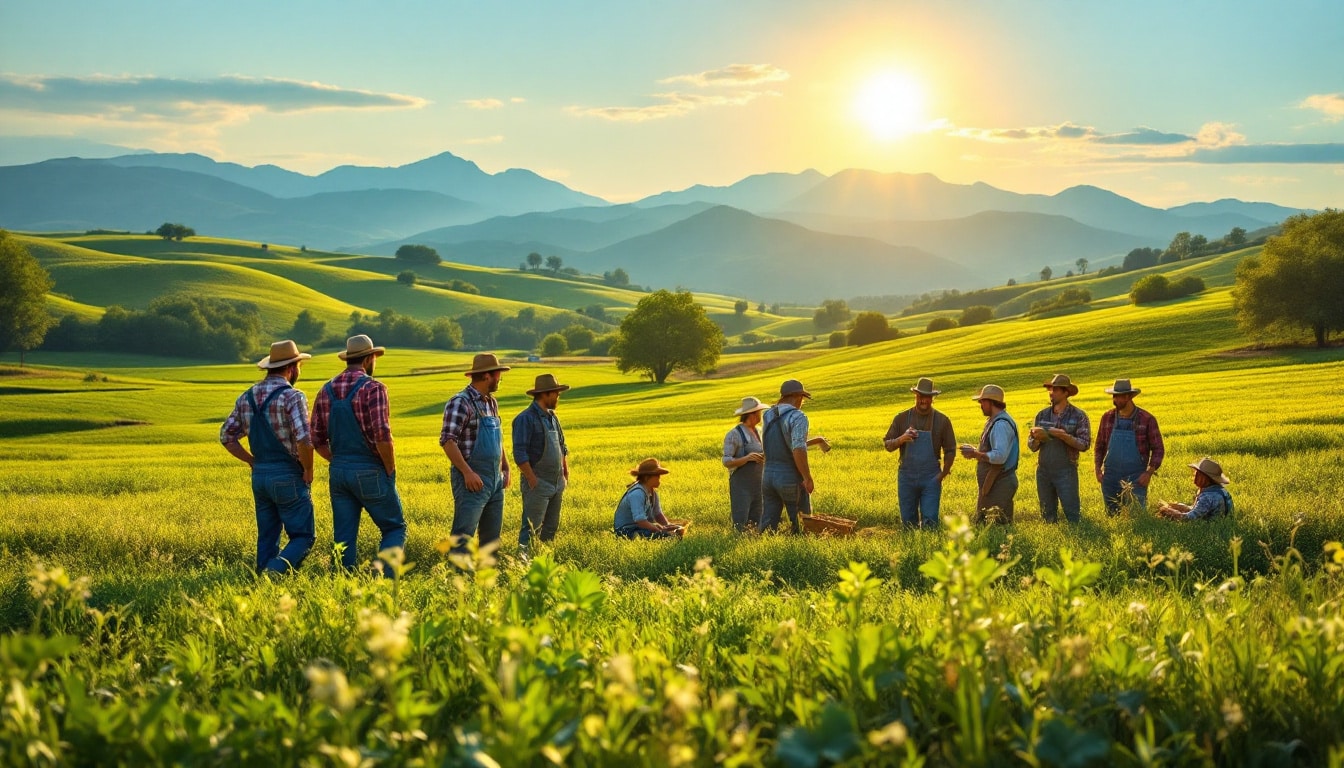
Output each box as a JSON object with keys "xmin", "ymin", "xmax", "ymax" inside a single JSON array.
[
  {"xmin": 220, "ymin": 375, "xmax": 311, "ymax": 459},
  {"xmin": 1094, "ymin": 406, "xmax": 1164, "ymax": 473},
  {"xmin": 311, "ymin": 369, "xmax": 392, "ymax": 453}
]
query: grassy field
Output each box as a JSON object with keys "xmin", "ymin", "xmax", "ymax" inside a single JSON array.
[{"xmin": 3, "ymin": 265, "xmax": 1344, "ymax": 764}]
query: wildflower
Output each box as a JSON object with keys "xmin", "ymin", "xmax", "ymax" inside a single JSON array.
[
  {"xmin": 305, "ymin": 662, "xmax": 356, "ymax": 712},
  {"xmin": 1128, "ymin": 601, "xmax": 1148, "ymax": 616},
  {"xmin": 771, "ymin": 618, "xmax": 797, "ymax": 650},
  {"xmin": 663, "ymin": 675, "xmax": 701, "ymax": 723},
  {"xmin": 274, "ymin": 593, "xmax": 297, "ymax": 623},
  {"xmin": 1221, "ymin": 698, "xmax": 1244, "ymax": 728},
  {"xmin": 868, "ymin": 720, "xmax": 909, "ymax": 748},
  {"xmin": 358, "ymin": 608, "xmax": 413, "ymax": 667}
]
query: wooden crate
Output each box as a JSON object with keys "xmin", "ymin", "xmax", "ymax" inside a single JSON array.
[{"xmin": 800, "ymin": 513, "xmax": 857, "ymax": 537}]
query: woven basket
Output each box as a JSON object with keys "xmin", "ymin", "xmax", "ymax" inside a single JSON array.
[{"xmin": 800, "ymin": 513, "xmax": 857, "ymax": 537}]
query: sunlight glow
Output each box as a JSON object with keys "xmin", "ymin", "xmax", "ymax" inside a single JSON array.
[{"xmin": 853, "ymin": 71, "xmax": 928, "ymax": 140}]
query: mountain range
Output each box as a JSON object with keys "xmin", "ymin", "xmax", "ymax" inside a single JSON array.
[{"xmin": 0, "ymin": 149, "xmax": 1306, "ymax": 301}]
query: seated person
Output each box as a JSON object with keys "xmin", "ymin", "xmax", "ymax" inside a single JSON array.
[
  {"xmin": 613, "ymin": 458, "xmax": 683, "ymax": 539},
  {"xmin": 1158, "ymin": 456, "xmax": 1233, "ymax": 521}
]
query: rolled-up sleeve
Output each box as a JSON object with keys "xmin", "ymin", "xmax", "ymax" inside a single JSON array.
[
  {"xmin": 984, "ymin": 421, "xmax": 1015, "ymax": 465},
  {"xmin": 787, "ymin": 412, "xmax": 809, "ymax": 451},
  {"xmin": 284, "ymin": 389, "xmax": 312, "ymax": 445},
  {"xmin": 440, "ymin": 396, "xmax": 470, "ymax": 446},
  {"xmin": 722, "ymin": 428, "xmax": 742, "ymax": 467},
  {"xmin": 220, "ymin": 392, "xmax": 248, "ymax": 444}
]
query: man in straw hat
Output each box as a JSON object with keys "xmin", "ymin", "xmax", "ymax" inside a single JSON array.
[
  {"xmin": 761, "ymin": 379, "xmax": 830, "ymax": 533},
  {"xmin": 884, "ymin": 377, "xmax": 956, "ymax": 528},
  {"xmin": 311, "ymin": 334, "xmax": 406, "ymax": 576},
  {"xmin": 961, "ymin": 384, "xmax": 1020, "ymax": 524},
  {"xmin": 1158, "ymin": 457, "xmax": 1234, "ymax": 521},
  {"xmin": 512, "ymin": 373, "xmax": 571, "ymax": 552},
  {"xmin": 219, "ymin": 340, "xmax": 315, "ymax": 574},
  {"xmin": 441, "ymin": 352, "xmax": 512, "ymax": 557},
  {"xmin": 1027, "ymin": 374, "xmax": 1092, "ymax": 523},
  {"xmin": 613, "ymin": 458, "xmax": 681, "ymax": 539},
  {"xmin": 1095, "ymin": 379, "xmax": 1164, "ymax": 515},
  {"xmin": 723, "ymin": 396, "xmax": 769, "ymax": 532}
]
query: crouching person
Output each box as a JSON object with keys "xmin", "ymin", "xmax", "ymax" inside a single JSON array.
[
  {"xmin": 1158, "ymin": 457, "xmax": 1233, "ymax": 521},
  {"xmin": 613, "ymin": 458, "xmax": 682, "ymax": 539}
]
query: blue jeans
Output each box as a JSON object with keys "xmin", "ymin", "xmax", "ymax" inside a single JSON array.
[
  {"xmin": 450, "ymin": 467, "xmax": 504, "ymax": 555},
  {"xmin": 1038, "ymin": 465, "xmax": 1082, "ymax": 523},
  {"xmin": 898, "ymin": 469, "xmax": 941, "ymax": 527},
  {"xmin": 614, "ymin": 524, "xmax": 676, "ymax": 540},
  {"xmin": 252, "ymin": 469, "xmax": 315, "ymax": 574},
  {"xmin": 330, "ymin": 466, "xmax": 407, "ymax": 575},
  {"xmin": 762, "ymin": 468, "xmax": 810, "ymax": 533}
]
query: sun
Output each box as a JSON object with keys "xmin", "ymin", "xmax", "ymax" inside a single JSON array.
[{"xmin": 853, "ymin": 71, "xmax": 928, "ymax": 140}]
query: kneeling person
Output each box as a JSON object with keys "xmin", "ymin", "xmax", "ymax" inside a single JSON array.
[
  {"xmin": 613, "ymin": 458, "xmax": 681, "ymax": 539},
  {"xmin": 1158, "ymin": 457, "xmax": 1233, "ymax": 521}
]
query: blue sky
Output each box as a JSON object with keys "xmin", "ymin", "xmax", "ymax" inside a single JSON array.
[{"xmin": 1, "ymin": 0, "xmax": 1341, "ymax": 207}]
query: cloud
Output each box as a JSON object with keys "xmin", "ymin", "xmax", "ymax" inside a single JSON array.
[
  {"xmin": 1301, "ymin": 93, "xmax": 1344, "ymax": 122},
  {"xmin": 0, "ymin": 74, "xmax": 427, "ymax": 124},
  {"xmin": 952, "ymin": 121, "xmax": 1199, "ymax": 146},
  {"xmin": 659, "ymin": 63, "xmax": 790, "ymax": 87},
  {"xmin": 1156, "ymin": 143, "xmax": 1344, "ymax": 164},
  {"xmin": 462, "ymin": 98, "xmax": 504, "ymax": 110},
  {"xmin": 1093, "ymin": 127, "xmax": 1195, "ymax": 145}
]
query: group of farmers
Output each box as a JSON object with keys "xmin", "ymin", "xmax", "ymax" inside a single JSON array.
[{"xmin": 222, "ymin": 336, "xmax": 1234, "ymax": 575}]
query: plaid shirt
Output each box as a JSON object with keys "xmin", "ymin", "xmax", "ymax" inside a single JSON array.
[
  {"xmin": 1027, "ymin": 403, "xmax": 1092, "ymax": 464},
  {"xmin": 220, "ymin": 375, "xmax": 311, "ymax": 459},
  {"xmin": 310, "ymin": 369, "xmax": 392, "ymax": 453},
  {"xmin": 1094, "ymin": 406, "xmax": 1164, "ymax": 473},
  {"xmin": 441, "ymin": 385, "xmax": 510, "ymax": 481}
]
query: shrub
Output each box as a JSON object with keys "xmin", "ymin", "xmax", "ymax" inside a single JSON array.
[
  {"xmin": 1130, "ymin": 275, "xmax": 1203, "ymax": 305},
  {"xmin": 1027, "ymin": 288, "xmax": 1092, "ymax": 316},
  {"xmin": 395, "ymin": 244, "xmax": 441, "ymax": 265},
  {"xmin": 847, "ymin": 311, "xmax": 898, "ymax": 346},
  {"xmin": 540, "ymin": 333, "xmax": 569, "ymax": 357},
  {"xmin": 958, "ymin": 305, "xmax": 994, "ymax": 327},
  {"xmin": 448, "ymin": 279, "xmax": 480, "ymax": 295},
  {"xmin": 561, "ymin": 324, "xmax": 596, "ymax": 352},
  {"xmin": 397, "ymin": 270, "xmax": 417, "ymax": 286},
  {"xmin": 925, "ymin": 316, "xmax": 957, "ymax": 334},
  {"xmin": 828, "ymin": 331, "xmax": 847, "ymax": 348}
]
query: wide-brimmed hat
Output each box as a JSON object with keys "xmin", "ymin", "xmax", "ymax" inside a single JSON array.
[
  {"xmin": 910, "ymin": 377, "xmax": 941, "ymax": 396},
  {"xmin": 780, "ymin": 379, "xmax": 812, "ymax": 399},
  {"xmin": 257, "ymin": 339, "xmax": 311, "ymax": 369},
  {"xmin": 1105, "ymin": 379, "xmax": 1141, "ymax": 396},
  {"xmin": 630, "ymin": 457, "xmax": 671, "ymax": 477},
  {"xmin": 971, "ymin": 384, "xmax": 1007, "ymax": 404},
  {"xmin": 338, "ymin": 334, "xmax": 386, "ymax": 361},
  {"xmin": 733, "ymin": 396, "xmax": 770, "ymax": 416},
  {"xmin": 464, "ymin": 352, "xmax": 511, "ymax": 376},
  {"xmin": 1043, "ymin": 374, "xmax": 1079, "ymax": 397},
  {"xmin": 1188, "ymin": 456, "xmax": 1230, "ymax": 485},
  {"xmin": 526, "ymin": 373, "xmax": 570, "ymax": 396}
]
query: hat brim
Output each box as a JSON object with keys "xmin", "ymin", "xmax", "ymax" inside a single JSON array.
[
  {"xmin": 1104, "ymin": 387, "xmax": 1140, "ymax": 395},
  {"xmin": 338, "ymin": 347, "xmax": 385, "ymax": 361},
  {"xmin": 630, "ymin": 467, "xmax": 671, "ymax": 477},
  {"xmin": 783, "ymin": 390, "xmax": 812, "ymax": 399},
  {"xmin": 257, "ymin": 352, "xmax": 312, "ymax": 369},
  {"xmin": 1189, "ymin": 463, "xmax": 1230, "ymax": 485},
  {"xmin": 465, "ymin": 365, "xmax": 511, "ymax": 375},
  {"xmin": 526, "ymin": 383, "xmax": 570, "ymax": 396},
  {"xmin": 911, "ymin": 387, "xmax": 942, "ymax": 396},
  {"xmin": 1044, "ymin": 382, "xmax": 1080, "ymax": 397},
  {"xmin": 734, "ymin": 403, "xmax": 770, "ymax": 416}
]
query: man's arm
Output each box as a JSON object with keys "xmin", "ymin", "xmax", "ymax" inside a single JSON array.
[
  {"xmin": 513, "ymin": 411, "xmax": 537, "ymax": 488},
  {"xmin": 441, "ymin": 440, "xmax": 482, "ymax": 491},
  {"xmin": 939, "ymin": 416, "xmax": 956, "ymax": 478},
  {"xmin": 792, "ymin": 448, "xmax": 813, "ymax": 495},
  {"xmin": 298, "ymin": 441, "xmax": 314, "ymax": 486},
  {"xmin": 223, "ymin": 440, "xmax": 253, "ymax": 467},
  {"xmin": 375, "ymin": 441, "xmax": 395, "ymax": 476}
]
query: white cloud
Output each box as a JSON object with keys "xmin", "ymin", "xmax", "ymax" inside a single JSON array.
[
  {"xmin": 659, "ymin": 63, "xmax": 790, "ymax": 88},
  {"xmin": 571, "ymin": 63, "xmax": 786, "ymax": 122},
  {"xmin": 462, "ymin": 98, "xmax": 504, "ymax": 110},
  {"xmin": 1300, "ymin": 93, "xmax": 1344, "ymax": 122},
  {"xmin": 1194, "ymin": 122, "xmax": 1246, "ymax": 148}
]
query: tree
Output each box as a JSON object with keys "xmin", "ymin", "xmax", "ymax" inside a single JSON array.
[
  {"xmin": 1189, "ymin": 234, "xmax": 1208, "ymax": 255},
  {"xmin": 828, "ymin": 331, "xmax": 847, "ymax": 348},
  {"xmin": 757, "ymin": 302, "xmax": 766, "ymax": 313},
  {"xmin": 545, "ymin": 255, "xmax": 563, "ymax": 274},
  {"xmin": 614, "ymin": 289, "xmax": 723, "ymax": 384},
  {"xmin": 1123, "ymin": 247, "xmax": 1161, "ymax": 271},
  {"xmin": 812, "ymin": 299, "xmax": 851, "ymax": 331},
  {"xmin": 1233, "ymin": 209, "xmax": 1344, "ymax": 347},
  {"xmin": 1075, "ymin": 258, "xmax": 1089, "ymax": 275},
  {"xmin": 925, "ymin": 316, "xmax": 957, "ymax": 334},
  {"xmin": 288, "ymin": 309, "xmax": 327, "ymax": 345},
  {"xmin": 1163, "ymin": 231, "xmax": 1192, "ymax": 262},
  {"xmin": 734, "ymin": 299, "xmax": 749, "ymax": 316},
  {"xmin": 1227, "ymin": 227, "xmax": 1247, "ymax": 246},
  {"xmin": 0, "ymin": 233, "xmax": 56, "ymax": 365},
  {"xmin": 155, "ymin": 222, "xmax": 195, "ymax": 241},
  {"xmin": 397, "ymin": 270, "xmax": 417, "ymax": 286},
  {"xmin": 847, "ymin": 311, "xmax": 895, "ymax": 346},
  {"xmin": 527, "ymin": 252, "xmax": 543, "ymax": 270},
  {"xmin": 602, "ymin": 268, "xmax": 630, "ymax": 286},
  {"xmin": 1040, "ymin": 266, "xmax": 1053, "ymax": 281},
  {"xmin": 1129, "ymin": 274, "xmax": 1171, "ymax": 305},
  {"xmin": 540, "ymin": 333, "xmax": 569, "ymax": 357},
  {"xmin": 958, "ymin": 305, "xmax": 994, "ymax": 327},
  {"xmin": 395, "ymin": 244, "xmax": 441, "ymax": 265},
  {"xmin": 1006, "ymin": 278, "xmax": 1017, "ymax": 286},
  {"xmin": 561, "ymin": 323, "xmax": 596, "ymax": 351}
]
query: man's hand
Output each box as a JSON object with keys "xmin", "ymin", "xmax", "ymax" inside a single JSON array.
[
  {"xmin": 523, "ymin": 470, "xmax": 537, "ymax": 490},
  {"xmin": 303, "ymin": 468, "xmax": 314, "ymax": 486},
  {"xmin": 1095, "ymin": 467, "xmax": 1105, "ymax": 483},
  {"xmin": 1029, "ymin": 426, "xmax": 1048, "ymax": 442},
  {"xmin": 464, "ymin": 469, "xmax": 484, "ymax": 492},
  {"xmin": 1137, "ymin": 471, "xmax": 1153, "ymax": 488},
  {"xmin": 1047, "ymin": 427, "xmax": 1069, "ymax": 441},
  {"xmin": 746, "ymin": 451, "xmax": 764, "ymax": 465},
  {"xmin": 802, "ymin": 476, "xmax": 815, "ymax": 495}
]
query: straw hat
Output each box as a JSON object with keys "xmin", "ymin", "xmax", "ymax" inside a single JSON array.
[
  {"xmin": 780, "ymin": 379, "xmax": 812, "ymax": 399},
  {"xmin": 338, "ymin": 334, "xmax": 386, "ymax": 361},
  {"xmin": 971, "ymin": 384, "xmax": 1007, "ymax": 403},
  {"xmin": 1188, "ymin": 456, "xmax": 1230, "ymax": 485},
  {"xmin": 733, "ymin": 396, "xmax": 769, "ymax": 416},
  {"xmin": 464, "ymin": 352, "xmax": 511, "ymax": 375},
  {"xmin": 910, "ymin": 377, "xmax": 941, "ymax": 396},
  {"xmin": 1043, "ymin": 374, "xmax": 1079, "ymax": 397},
  {"xmin": 1105, "ymin": 379, "xmax": 1141, "ymax": 395},
  {"xmin": 526, "ymin": 373, "xmax": 570, "ymax": 396},
  {"xmin": 257, "ymin": 340, "xmax": 311, "ymax": 369},
  {"xmin": 630, "ymin": 457, "xmax": 671, "ymax": 477}
]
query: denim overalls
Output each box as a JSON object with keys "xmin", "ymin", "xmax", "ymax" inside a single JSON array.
[
  {"xmin": 762, "ymin": 406, "xmax": 809, "ymax": 533},
  {"xmin": 449, "ymin": 394, "xmax": 505, "ymax": 555},
  {"xmin": 247, "ymin": 384, "xmax": 314, "ymax": 574},
  {"xmin": 519, "ymin": 406, "xmax": 565, "ymax": 548},
  {"xmin": 1036, "ymin": 411, "xmax": 1082, "ymax": 523},
  {"xmin": 1101, "ymin": 411, "xmax": 1147, "ymax": 514},
  {"xmin": 897, "ymin": 411, "xmax": 942, "ymax": 528},
  {"xmin": 327, "ymin": 375, "xmax": 406, "ymax": 574},
  {"xmin": 976, "ymin": 412, "xmax": 1019, "ymax": 523},
  {"xmin": 727, "ymin": 424, "xmax": 764, "ymax": 532}
]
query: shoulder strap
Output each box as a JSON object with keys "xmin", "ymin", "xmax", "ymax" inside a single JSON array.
[
  {"xmin": 260, "ymin": 383, "xmax": 291, "ymax": 410},
  {"xmin": 733, "ymin": 424, "xmax": 751, "ymax": 457}
]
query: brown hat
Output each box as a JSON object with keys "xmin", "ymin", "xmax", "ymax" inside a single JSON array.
[
  {"xmin": 971, "ymin": 384, "xmax": 1006, "ymax": 404},
  {"xmin": 630, "ymin": 457, "xmax": 671, "ymax": 477},
  {"xmin": 780, "ymin": 379, "xmax": 811, "ymax": 399},
  {"xmin": 338, "ymin": 334, "xmax": 386, "ymax": 361},
  {"xmin": 911, "ymin": 377, "xmax": 941, "ymax": 396},
  {"xmin": 465, "ymin": 352, "xmax": 511, "ymax": 376},
  {"xmin": 1105, "ymin": 379, "xmax": 1141, "ymax": 396},
  {"xmin": 257, "ymin": 339, "xmax": 311, "ymax": 369},
  {"xmin": 1043, "ymin": 374, "xmax": 1079, "ymax": 397},
  {"xmin": 526, "ymin": 373, "xmax": 570, "ymax": 396},
  {"xmin": 1188, "ymin": 456, "xmax": 1230, "ymax": 485},
  {"xmin": 733, "ymin": 396, "xmax": 769, "ymax": 416}
]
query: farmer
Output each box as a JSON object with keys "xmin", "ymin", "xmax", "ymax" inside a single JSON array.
[
  {"xmin": 761, "ymin": 379, "xmax": 831, "ymax": 533},
  {"xmin": 1158, "ymin": 457, "xmax": 1234, "ymax": 521},
  {"xmin": 220, "ymin": 339, "xmax": 315, "ymax": 574},
  {"xmin": 723, "ymin": 396, "xmax": 768, "ymax": 532},
  {"xmin": 1095, "ymin": 379, "xmax": 1164, "ymax": 515},
  {"xmin": 613, "ymin": 458, "xmax": 682, "ymax": 539},
  {"xmin": 883, "ymin": 377, "xmax": 956, "ymax": 528},
  {"xmin": 441, "ymin": 353, "xmax": 511, "ymax": 557},
  {"xmin": 961, "ymin": 384, "xmax": 1020, "ymax": 524},
  {"xmin": 512, "ymin": 373, "xmax": 571, "ymax": 552},
  {"xmin": 1027, "ymin": 374, "xmax": 1092, "ymax": 523},
  {"xmin": 311, "ymin": 334, "xmax": 406, "ymax": 576}
]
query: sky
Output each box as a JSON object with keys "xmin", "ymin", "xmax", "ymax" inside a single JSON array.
[{"xmin": 1, "ymin": 0, "xmax": 1342, "ymax": 208}]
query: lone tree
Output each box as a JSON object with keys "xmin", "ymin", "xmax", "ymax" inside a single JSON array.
[
  {"xmin": 734, "ymin": 299, "xmax": 749, "ymax": 316},
  {"xmin": 1040, "ymin": 266, "xmax": 1053, "ymax": 281},
  {"xmin": 155, "ymin": 222, "xmax": 195, "ymax": 241},
  {"xmin": 848, "ymin": 311, "xmax": 895, "ymax": 346},
  {"xmin": 395, "ymin": 244, "xmax": 441, "ymax": 266},
  {"xmin": 527, "ymin": 252, "xmax": 543, "ymax": 270},
  {"xmin": 1075, "ymin": 257, "xmax": 1089, "ymax": 275},
  {"xmin": 614, "ymin": 289, "xmax": 723, "ymax": 384},
  {"xmin": 1233, "ymin": 209, "xmax": 1344, "ymax": 347},
  {"xmin": 545, "ymin": 255, "xmax": 564, "ymax": 274},
  {"xmin": 0, "ymin": 232, "xmax": 56, "ymax": 365}
]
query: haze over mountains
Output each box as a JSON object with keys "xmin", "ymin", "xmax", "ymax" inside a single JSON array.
[{"xmin": 0, "ymin": 149, "xmax": 1306, "ymax": 302}]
